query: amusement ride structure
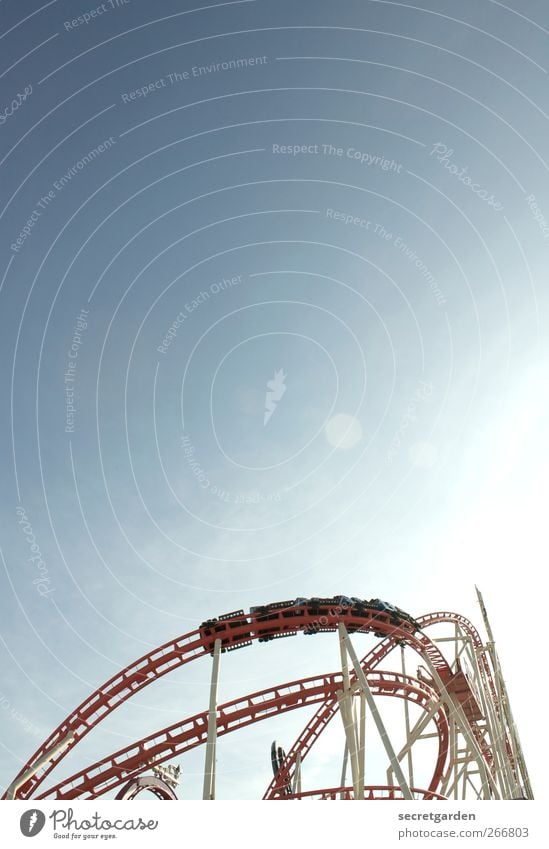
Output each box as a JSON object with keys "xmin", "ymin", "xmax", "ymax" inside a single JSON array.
[{"xmin": 4, "ymin": 588, "xmax": 532, "ymax": 801}]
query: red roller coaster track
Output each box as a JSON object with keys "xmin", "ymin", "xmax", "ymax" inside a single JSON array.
[
  {"xmin": 4, "ymin": 597, "xmax": 532, "ymax": 801},
  {"xmin": 264, "ymin": 611, "xmax": 501, "ymax": 799},
  {"xmin": 37, "ymin": 669, "xmax": 449, "ymax": 800}
]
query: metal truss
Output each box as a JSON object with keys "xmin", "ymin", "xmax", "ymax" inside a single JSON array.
[{"xmin": 4, "ymin": 591, "xmax": 532, "ymax": 801}]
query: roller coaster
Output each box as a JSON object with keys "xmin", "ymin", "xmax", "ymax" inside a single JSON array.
[{"xmin": 4, "ymin": 589, "xmax": 532, "ymax": 801}]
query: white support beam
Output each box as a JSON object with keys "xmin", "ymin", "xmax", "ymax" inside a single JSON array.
[
  {"xmin": 466, "ymin": 642, "xmax": 514, "ymax": 799},
  {"xmin": 337, "ymin": 691, "xmax": 360, "ymax": 798},
  {"xmin": 338, "ymin": 623, "xmax": 414, "ymax": 800},
  {"xmin": 337, "ymin": 627, "xmax": 361, "ymax": 798},
  {"xmin": 357, "ymin": 691, "xmax": 366, "ymax": 799},
  {"xmin": 387, "ymin": 697, "xmax": 443, "ymax": 789},
  {"xmin": 340, "ymin": 738, "xmax": 349, "ymax": 796},
  {"xmin": 202, "ymin": 638, "xmax": 221, "ymax": 800},
  {"xmin": 476, "ymin": 586, "xmax": 533, "ymax": 798},
  {"xmin": 419, "ymin": 653, "xmax": 499, "ymax": 799},
  {"xmin": 5, "ymin": 732, "xmax": 75, "ymax": 800},
  {"xmin": 293, "ymin": 751, "xmax": 302, "ymax": 796},
  {"xmin": 400, "ymin": 645, "xmax": 415, "ymax": 789}
]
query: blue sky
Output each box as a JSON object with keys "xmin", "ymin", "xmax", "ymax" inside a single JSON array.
[{"xmin": 0, "ymin": 0, "xmax": 548, "ymax": 799}]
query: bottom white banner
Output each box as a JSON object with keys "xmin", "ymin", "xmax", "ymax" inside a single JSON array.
[{"xmin": 1, "ymin": 800, "xmax": 541, "ymax": 848}]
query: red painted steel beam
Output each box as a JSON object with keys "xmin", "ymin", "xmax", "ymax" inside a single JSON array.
[
  {"xmin": 265, "ymin": 611, "xmax": 501, "ymax": 798},
  {"xmin": 283, "ymin": 785, "xmax": 447, "ymax": 800},
  {"xmin": 264, "ymin": 631, "xmax": 408, "ymax": 798},
  {"xmin": 37, "ymin": 670, "xmax": 447, "ymax": 800},
  {"xmin": 7, "ymin": 603, "xmax": 450, "ymax": 800}
]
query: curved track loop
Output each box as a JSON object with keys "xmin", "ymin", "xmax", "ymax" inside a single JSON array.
[
  {"xmin": 37, "ymin": 670, "xmax": 448, "ymax": 799},
  {"xmin": 284, "ymin": 786, "xmax": 447, "ymax": 800},
  {"xmin": 423, "ymin": 612, "xmax": 514, "ymax": 769},
  {"xmin": 264, "ymin": 611, "xmax": 503, "ymax": 798},
  {"xmin": 114, "ymin": 776, "xmax": 177, "ymax": 800},
  {"xmin": 422, "ymin": 612, "xmax": 499, "ymax": 708},
  {"xmin": 7, "ymin": 604, "xmax": 451, "ymax": 800},
  {"xmin": 421, "ymin": 612, "xmax": 512, "ymax": 773}
]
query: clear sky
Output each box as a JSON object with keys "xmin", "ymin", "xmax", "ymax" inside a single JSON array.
[{"xmin": 0, "ymin": 0, "xmax": 548, "ymax": 800}]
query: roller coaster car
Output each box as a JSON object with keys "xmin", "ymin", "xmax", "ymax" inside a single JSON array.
[
  {"xmin": 258, "ymin": 632, "xmax": 297, "ymax": 643},
  {"xmin": 250, "ymin": 605, "xmax": 277, "ymax": 622},
  {"xmin": 308, "ymin": 596, "xmax": 339, "ymax": 615},
  {"xmin": 200, "ymin": 610, "xmax": 252, "ymax": 651},
  {"xmin": 250, "ymin": 600, "xmax": 296, "ymax": 620},
  {"xmin": 199, "ymin": 618, "xmax": 218, "ymax": 637},
  {"xmin": 350, "ymin": 598, "xmax": 369, "ymax": 614},
  {"xmin": 226, "ymin": 617, "xmax": 249, "ymax": 629},
  {"xmin": 249, "ymin": 603, "xmax": 300, "ymax": 640},
  {"xmin": 281, "ymin": 598, "xmax": 311, "ymax": 619},
  {"xmin": 266, "ymin": 599, "xmax": 296, "ymax": 610},
  {"xmin": 371, "ymin": 614, "xmax": 398, "ymax": 638},
  {"xmin": 390, "ymin": 607, "xmax": 420, "ymax": 632},
  {"xmin": 371, "ymin": 611, "xmax": 389, "ymax": 623},
  {"xmin": 367, "ymin": 600, "xmax": 420, "ymax": 632},
  {"xmin": 369, "ymin": 599, "xmax": 399, "ymax": 613},
  {"xmin": 293, "ymin": 597, "xmax": 310, "ymax": 607}
]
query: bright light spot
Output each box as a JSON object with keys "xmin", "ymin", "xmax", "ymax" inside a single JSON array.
[{"xmin": 324, "ymin": 414, "xmax": 362, "ymax": 450}]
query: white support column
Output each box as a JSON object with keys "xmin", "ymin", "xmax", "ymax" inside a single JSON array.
[
  {"xmin": 5, "ymin": 732, "xmax": 75, "ymax": 800},
  {"xmin": 202, "ymin": 638, "xmax": 221, "ymax": 800},
  {"xmin": 400, "ymin": 645, "xmax": 415, "ymax": 789},
  {"xmin": 340, "ymin": 738, "xmax": 349, "ymax": 796},
  {"xmin": 293, "ymin": 751, "xmax": 302, "ymax": 796},
  {"xmin": 467, "ymin": 641, "xmax": 514, "ymax": 799},
  {"xmin": 337, "ymin": 627, "xmax": 361, "ymax": 798},
  {"xmin": 439, "ymin": 716, "xmax": 458, "ymax": 799},
  {"xmin": 337, "ymin": 691, "xmax": 360, "ymax": 797},
  {"xmin": 357, "ymin": 690, "xmax": 366, "ymax": 799},
  {"xmin": 339, "ymin": 623, "xmax": 414, "ymax": 800},
  {"xmin": 387, "ymin": 697, "xmax": 442, "ymax": 789},
  {"xmin": 420, "ymin": 652, "xmax": 498, "ymax": 799},
  {"xmin": 476, "ymin": 586, "xmax": 533, "ymax": 798}
]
